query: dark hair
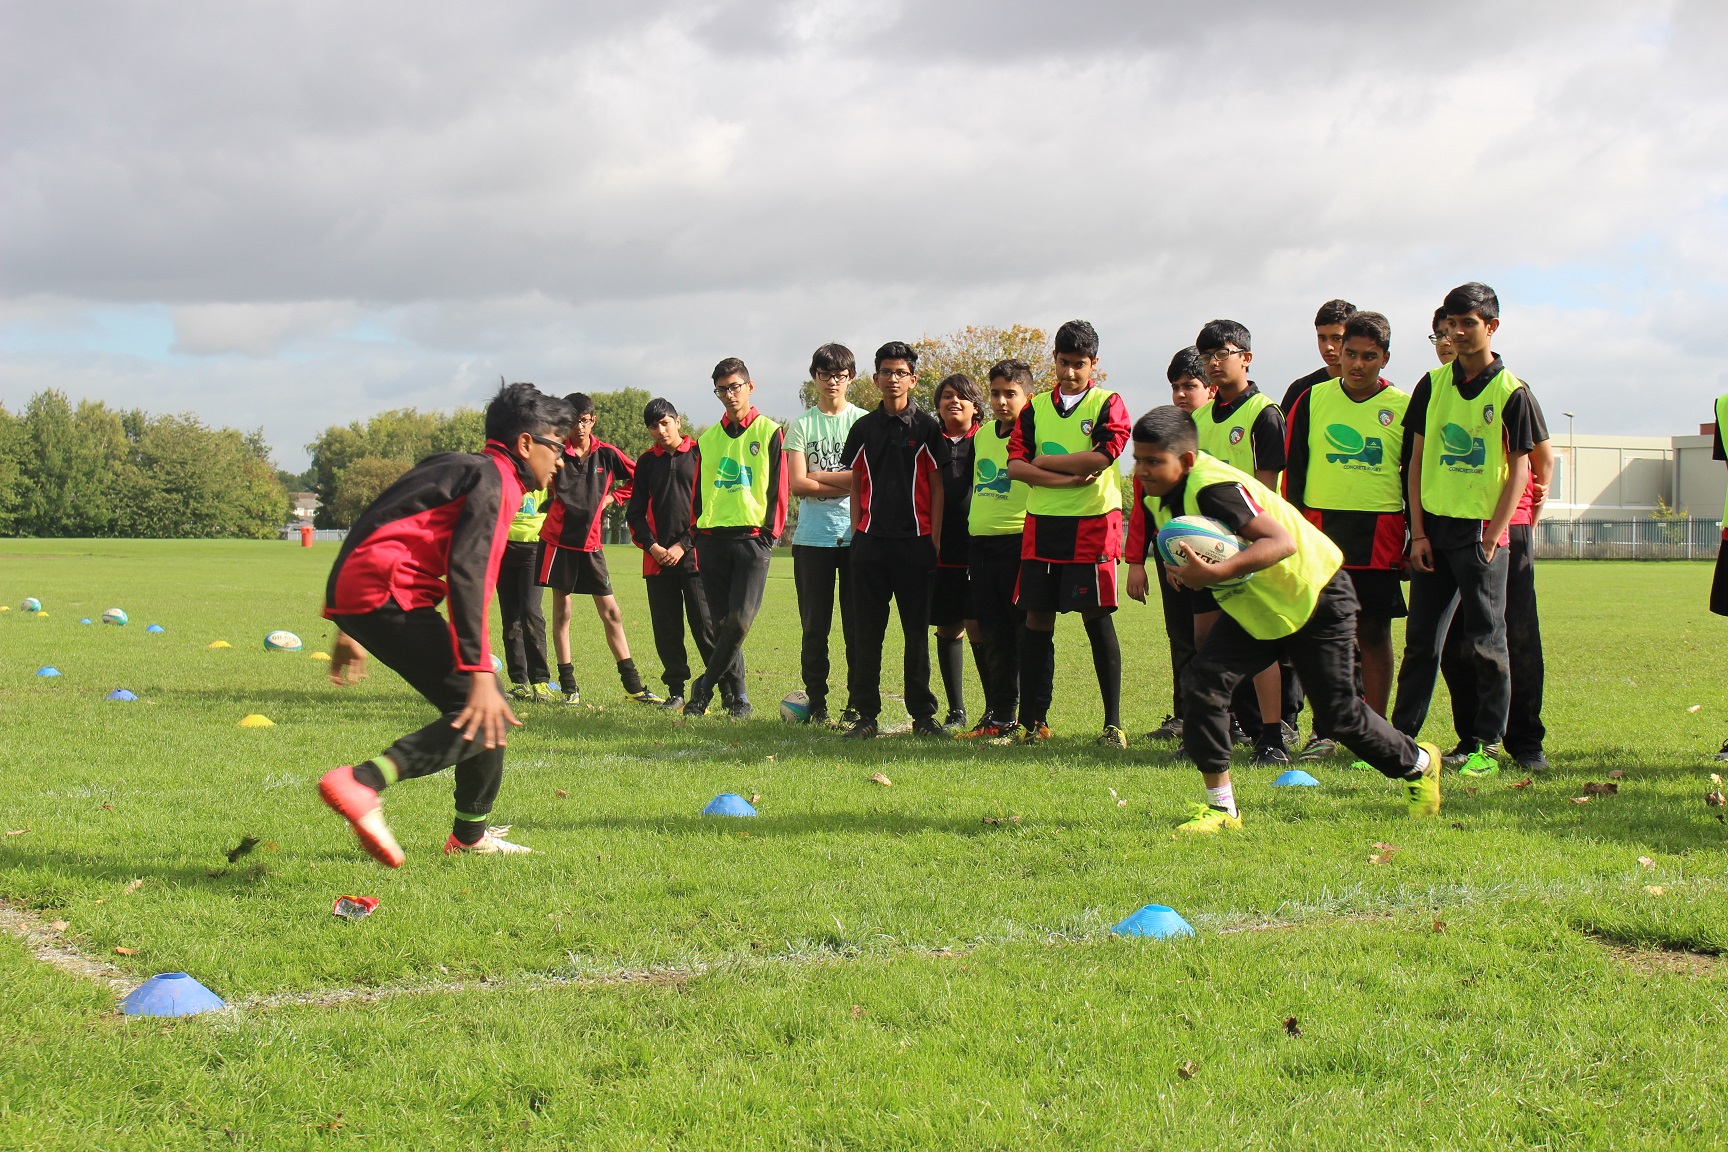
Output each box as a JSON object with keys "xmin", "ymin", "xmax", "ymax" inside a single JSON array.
[
  {"xmin": 711, "ymin": 357, "xmax": 750, "ymax": 383},
  {"xmin": 809, "ymin": 343, "xmax": 856, "ymax": 378},
  {"xmin": 1431, "ymin": 306, "xmax": 1448, "ymax": 335},
  {"xmin": 1342, "ymin": 311, "xmax": 1391, "ymax": 354},
  {"xmin": 1314, "ymin": 299, "xmax": 1357, "ymax": 327},
  {"xmin": 1053, "ymin": 319, "xmax": 1099, "ymax": 360},
  {"xmin": 643, "ymin": 397, "xmax": 678, "ymax": 426},
  {"xmin": 933, "ymin": 373, "xmax": 984, "ymax": 423},
  {"xmin": 563, "ymin": 392, "xmax": 595, "ymax": 418},
  {"xmin": 486, "ymin": 382, "xmax": 575, "ymax": 443},
  {"xmin": 1166, "ymin": 347, "xmax": 1206, "ymax": 384},
  {"xmin": 1131, "ymin": 405, "xmax": 1199, "ymax": 453},
  {"xmin": 987, "ymin": 357, "xmax": 1036, "ymax": 393},
  {"xmin": 1442, "ymin": 282, "xmax": 1499, "ymax": 323},
  {"xmin": 874, "ymin": 341, "xmax": 918, "ymax": 371},
  {"xmin": 1195, "ymin": 319, "xmax": 1252, "ymax": 354}
]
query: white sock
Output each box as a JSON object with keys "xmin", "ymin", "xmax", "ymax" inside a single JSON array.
[
  {"xmin": 1206, "ymin": 783, "xmax": 1237, "ymax": 817},
  {"xmin": 1402, "ymin": 746, "xmax": 1430, "ymax": 781}
]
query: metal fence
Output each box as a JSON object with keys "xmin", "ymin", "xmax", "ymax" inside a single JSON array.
[
  {"xmin": 1533, "ymin": 517, "xmax": 1722, "ymax": 560},
  {"xmin": 279, "ymin": 526, "xmax": 349, "ymax": 542}
]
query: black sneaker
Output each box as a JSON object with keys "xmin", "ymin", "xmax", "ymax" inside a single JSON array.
[
  {"xmin": 1715, "ymin": 738, "xmax": 1728, "ymax": 763},
  {"xmin": 1513, "ymin": 751, "xmax": 1550, "ymax": 773},
  {"xmin": 660, "ymin": 694, "xmax": 685, "ymax": 712},
  {"xmin": 726, "ymin": 699, "xmax": 753, "ymax": 721},
  {"xmin": 1297, "ymin": 735, "xmax": 1338, "ymax": 762},
  {"xmin": 1230, "ymin": 719, "xmax": 1254, "ymax": 747},
  {"xmin": 941, "ymin": 708, "xmax": 967, "ymax": 732},
  {"xmin": 807, "ymin": 704, "xmax": 832, "ymax": 727},
  {"xmin": 681, "ymin": 676, "xmax": 713, "ymax": 717},
  {"xmin": 625, "ymin": 686, "xmax": 667, "ymax": 706},
  {"xmin": 842, "ymin": 718, "xmax": 878, "ymax": 739},
  {"xmin": 507, "ymin": 683, "xmax": 534, "ymax": 702},
  {"xmin": 911, "ymin": 716, "xmax": 947, "ymax": 737},
  {"xmin": 1280, "ymin": 720, "xmax": 1300, "ymax": 745},
  {"xmin": 1146, "ymin": 714, "xmax": 1182, "ymax": 742},
  {"xmin": 1251, "ymin": 739, "xmax": 1292, "ymax": 768},
  {"xmin": 839, "ymin": 707, "xmax": 862, "ymax": 726}
]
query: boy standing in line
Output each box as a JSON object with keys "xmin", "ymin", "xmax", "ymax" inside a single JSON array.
[
  {"xmin": 1283, "ymin": 311, "xmax": 1410, "ymax": 741},
  {"xmin": 1192, "ymin": 319, "xmax": 1292, "ymax": 765},
  {"xmin": 626, "ymin": 398, "xmax": 719, "ymax": 712},
  {"xmin": 1126, "ymin": 347, "xmax": 1215, "ymax": 744},
  {"xmin": 497, "ymin": 469, "xmax": 555, "ymax": 703},
  {"xmin": 1713, "ymin": 392, "xmax": 1728, "ymax": 761},
  {"xmin": 1129, "ymin": 405, "xmax": 1441, "ymax": 833},
  {"xmin": 538, "ymin": 393, "xmax": 663, "ymax": 706},
  {"xmin": 959, "ymin": 359, "xmax": 1035, "ymax": 740},
  {"xmin": 1392, "ymin": 282, "xmax": 1538, "ymax": 778},
  {"xmin": 682, "ymin": 358, "xmax": 788, "ymax": 720},
  {"xmin": 1280, "ymin": 299, "xmax": 1358, "ymax": 415},
  {"xmin": 1002, "ymin": 319, "xmax": 1132, "ymax": 748},
  {"xmin": 786, "ymin": 343, "xmax": 867, "ymax": 726},
  {"xmin": 317, "ymin": 383, "xmax": 573, "ymax": 864},
  {"xmin": 931, "ymin": 373, "xmax": 984, "ymax": 730},
  {"xmin": 838, "ymin": 341, "xmax": 950, "ymax": 739}
]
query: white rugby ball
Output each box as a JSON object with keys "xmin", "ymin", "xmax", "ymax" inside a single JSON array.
[
  {"xmin": 101, "ymin": 607, "xmax": 129, "ymax": 626},
  {"xmin": 1157, "ymin": 515, "xmax": 1250, "ymax": 589},
  {"xmin": 21, "ymin": 597, "xmax": 42, "ymax": 613},
  {"xmin": 779, "ymin": 690, "xmax": 811, "ymax": 723},
  {"xmin": 489, "ymin": 653, "xmax": 504, "ymax": 675},
  {"xmin": 264, "ymin": 630, "xmax": 303, "ymax": 652}
]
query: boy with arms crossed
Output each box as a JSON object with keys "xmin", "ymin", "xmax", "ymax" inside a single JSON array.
[
  {"xmin": 1003, "ymin": 319, "xmax": 1132, "ymax": 748},
  {"xmin": 627, "ymin": 398, "xmax": 724, "ymax": 712},
  {"xmin": 538, "ymin": 393, "xmax": 662, "ymax": 706},
  {"xmin": 683, "ymin": 358, "xmax": 788, "ymax": 720},
  {"xmin": 1129, "ymin": 406, "xmax": 1441, "ymax": 834},
  {"xmin": 786, "ymin": 343, "xmax": 867, "ymax": 726},
  {"xmin": 318, "ymin": 383, "xmax": 573, "ymax": 864},
  {"xmin": 931, "ymin": 373, "xmax": 984, "ymax": 730}
]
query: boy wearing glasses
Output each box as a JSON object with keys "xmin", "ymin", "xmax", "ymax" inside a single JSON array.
[
  {"xmin": 538, "ymin": 392, "xmax": 663, "ymax": 706},
  {"xmin": 786, "ymin": 343, "xmax": 867, "ymax": 726},
  {"xmin": 838, "ymin": 341, "xmax": 950, "ymax": 739},
  {"xmin": 1002, "ymin": 319, "xmax": 1133, "ymax": 748},
  {"xmin": 682, "ymin": 358, "xmax": 788, "ymax": 719}
]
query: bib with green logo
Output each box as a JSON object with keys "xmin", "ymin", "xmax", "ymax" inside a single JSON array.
[
  {"xmin": 1718, "ymin": 394, "xmax": 1728, "ymax": 523},
  {"xmin": 1025, "ymin": 387, "xmax": 1121, "ymax": 518},
  {"xmin": 969, "ymin": 420, "xmax": 1028, "ymax": 536},
  {"xmin": 696, "ymin": 417, "xmax": 779, "ymax": 529},
  {"xmin": 1420, "ymin": 364, "xmax": 1522, "ymax": 520},
  {"xmin": 1196, "ymin": 389, "xmax": 1275, "ymax": 477},
  {"xmin": 508, "ymin": 488, "xmax": 548, "ymax": 542},
  {"xmin": 1303, "ymin": 380, "xmax": 1410, "ymax": 513},
  {"xmin": 1149, "ymin": 453, "xmax": 1342, "ymax": 640}
]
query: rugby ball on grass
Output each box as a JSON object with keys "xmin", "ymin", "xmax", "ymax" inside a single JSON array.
[
  {"xmin": 264, "ymin": 630, "xmax": 303, "ymax": 652},
  {"xmin": 779, "ymin": 690, "xmax": 811, "ymax": 724},
  {"xmin": 21, "ymin": 597, "xmax": 42, "ymax": 613},
  {"xmin": 489, "ymin": 653, "xmax": 504, "ymax": 675},
  {"xmin": 1157, "ymin": 515, "xmax": 1251, "ymax": 589},
  {"xmin": 102, "ymin": 608, "xmax": 129, "ymax": 626}
]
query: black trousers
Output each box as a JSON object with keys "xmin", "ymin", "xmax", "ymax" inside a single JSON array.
[
  {"xmin": 332, "ymin": 601, "xmax": 507, "ymax": 820},
  {"xmin": 1393, "ymin": 537, "xmax": 1510, "ymax": 747},
  {"xmin": 694, "ymin": 534, "xmax": 769, "ymax": 700},
  {"xmin": 792, "ymin": 544, "xmax": 855, "ymax": 709},
  {"xmin": 497, "ymin": 540, "xmax": 550, "ymax": 685},
  {"xmin": 1158, "ymin": 577, "xmax": 1196, "ymax": 720},
  {"xmin": 645, "ymin": 561, "xmax": 726, "ymax": 696},
  {"xmin": 847, "ymin": 531, "xmax": 938, "ymax": 722},
  {"xmin": 1181, "ymin": 572, "xmax": 1418, "ymax": 778},
  {"xmin": 1440, "ymin": 523, "xmax": 1544, "ymax": 755},
  {"xmin": 969, "ymin": 535, "xmax": 1025, "ymax": 723}
]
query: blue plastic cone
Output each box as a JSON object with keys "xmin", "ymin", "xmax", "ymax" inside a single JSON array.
[
  {"xmin": 36, "ymin": 666, "xmax": 60, "ymax": 678},
  {"xmin": 145, "ymin": 624, "xmax": 165, "ymax": 634},
  {"xmin": 1272, "ymin": 769, "xmax": 1320, "ymax": 787},
  {"xmin": 702, "ymin": 793, "xmax": 757, "ymax": 817},
  {"xmin": 107, "ymin": 689, "xmax": 138, "ymax": 701},
  {"xmin": 79, "ymin": 618, "xmax": 93, "ymax": 625},
  {"xmin": 1111, "ymin": 904, "xmax": 1195, "ymax": 939},
  {"xmin": 120, "ymin": 972, "xmax": 226, "ymax": 1017}
]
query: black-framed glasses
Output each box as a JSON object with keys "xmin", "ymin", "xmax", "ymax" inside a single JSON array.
[
  {"xmin": 876, "ymin": 368, "xmax": 915, "ymax": 382},
  {"xmin": 1427, "ymin": 334, "xmax": 1445, "ymax": 345},
  {"xmin": 815, "ymin": 370, "xmax": 854, "ymax": 384},
  {"xmin": 714, "ymin": 382, "xmax": 749, "ymax": 396},
  {"xmin": 530, "ymin": 434, "xmax": 564, "ymax": 452},
  {"xmin": 1201, "ymin": 348, "xmax": 1244, "ymax": 364}
]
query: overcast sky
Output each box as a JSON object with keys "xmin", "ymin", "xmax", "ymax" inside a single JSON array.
[{"xmin": 3, "ymin": 0, "xmax": 1724, "ymax": 468}]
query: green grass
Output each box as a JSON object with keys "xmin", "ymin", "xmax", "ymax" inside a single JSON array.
[{"xmin": 3, "ymin": 540, "xmax": 1728, "ymax": 1149}]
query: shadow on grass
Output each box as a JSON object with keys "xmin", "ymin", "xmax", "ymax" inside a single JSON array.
[{"xmin": 521, "ymin": 810, "xmax": 1002, "ymax": 839}]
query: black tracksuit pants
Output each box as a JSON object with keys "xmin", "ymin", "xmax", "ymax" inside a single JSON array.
[
  {"xmin": 1158, "ymin": 576, "xmax": 1196, "ymax": 720},
  {"xmin": 694, "ymin": 534, "xmax": 768, "ymax": 701},
  {"xmin": 497, "ymin": 540, "xmax": 550, "ymax": 686},
  {"xmin": 1182, "ymin": 572, "xmax": 1418, "ymax": 779},
  {"xmin": 792, "ymin": 544, "xmax": 855, "ymax": 711},
  {"xmin": 1439, "ymin": 523, "xmax": 1544, "ymax": 755},
  {"xmin": 332, "ymin": 601, "xmax": 507, "ymax": 820},
  {"xmin": 969, "ymin": 534, "xmax": 1024, "ymax": 724},
  {"xmin": 847, "ymin": 530, "xmax": 938, "ymax": 722},
  {"xmin": 1393, "ymin": 537, "xmax": 1511, "ymax": 747},
  {"xmin": 645, "ymin": 561, "xmax": 724, "ymax": 697}
]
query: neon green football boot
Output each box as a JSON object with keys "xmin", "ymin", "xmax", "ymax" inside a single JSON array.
[
  {"xmin": 1457, "ymin": 746, "xmax": 1501, "ymax": 778},
  {"xmin": 1175, "ymin": 803, "xmax": 1243, "ymax": 835},
  {"xmin": 1406, "ymin": 741, "xmax": 1443, "ymax": 818}
]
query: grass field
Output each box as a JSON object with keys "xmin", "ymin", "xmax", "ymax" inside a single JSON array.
[{"xmin": 3, "ymin": 539, "xmax": 1728, "ymax": 1150}]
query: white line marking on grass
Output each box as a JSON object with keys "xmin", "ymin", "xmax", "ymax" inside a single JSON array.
[{"xmin": 0, "ymin": 903, "xmax": 142, "ymax": 996}]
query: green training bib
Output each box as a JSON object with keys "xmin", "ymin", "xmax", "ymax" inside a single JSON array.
[
  {"xmin": 508, "ymin": 488, "xmax": 548, "ymax": 542},
  {"xmin": 1025, "ymin": 387, "xmax": 1121, "ymax": 518},
  {"xmin": 696, "ymin": 417, "xmax": 779, "ymax": 529},
  {"xmin": 1303, "ymin": 380, "xmax": 1410, "ymax": 513},
  {"xmin": 969, "ymin": 420, "xmax": 1028, "ymax": 536},
  {"xmin": 1420, "ymin": 364, "xmax": 1522, "ymax": 521},
  {"xmin": 1718, "ymin": 393, "xmax": 1728, "ymax": 523},
  {"xmin": 1196, "ymin": 389, "xmax": 1275, "ymax": 478}
]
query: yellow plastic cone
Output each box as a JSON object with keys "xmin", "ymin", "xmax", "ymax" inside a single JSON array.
[
  {"xmin": 237, "ymin": 714, "xmax": 275, "ymax": 728},
  {"xmin": 308, "ymin": 651, "xmax": 331, "ymax": 661},
  {"xmin": 36, "ymin": 611, "xmax": 48, "ymax": 618},
  {"xmin": 207, "ymin": 640, "xmax": 232, "ymax": 649}
]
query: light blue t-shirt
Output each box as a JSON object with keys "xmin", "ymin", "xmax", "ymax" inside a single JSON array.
[{"xmin": 786, "ymin": 403, "xmax": 865, "ymax": 547}]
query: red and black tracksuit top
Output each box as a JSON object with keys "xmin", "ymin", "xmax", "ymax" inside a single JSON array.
[
  {"xmin": 540, "ymin": 436, "xmax": 634, "ymax": 553},
  {"xmin": 323, "ymin": 441, "xmax": 530, "ymax": 673},
  {"xmin": 626, "ymin": 436, "xmax": 700, "ymax": 576}
]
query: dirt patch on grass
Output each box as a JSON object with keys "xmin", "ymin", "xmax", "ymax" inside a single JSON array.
[{"xmin": 1601, "ymin": 941, "xmax": 1726, "ymax": 978}]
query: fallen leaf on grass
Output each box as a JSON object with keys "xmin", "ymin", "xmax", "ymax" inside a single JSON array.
[
  {"xmin": 1607, "ymin": 770, "xmax": 1625, "ymax": 779},
  {"xmin": 122, "ymin": 879, "xmax": 143, "ymax": 895},
  {"xmin": 99, "ymin": 803, "xmax": 114, "ymax": 811},
  {"xmin": 1465, "ymin": 787, "xmax": 1478, "ymax": 797},
  {"xmin": 1368, "ymin": 842, "xmax": 1399, "ymax": 866},
  {"xmin": 1707, "ymin": 789, "xmax": 1726, "ymax": 809},
  {"xmin": 1283, "ymin": 1017, "xmax": 1302, "ymax": 1037},
  {"xmin": 851, "ymin": 1005, "xmax": 865, "ymax": 1018},
  {"xmin": 1432, "ymin": 920, "xmax": 1447, "ymax": 933},
  {"xmin": 1637, "ymin": 856, "xmax": 1656, "ymax": 870},
  {"xmin": 225, "ymin": 836, "xmax": 260, "ymax": 863},
  {"xmin": 750, "ymin": 793, "xmax": 761, "ymax": 805},
  {"xmin": 5, "ymin": 829, "xmax": 28, "ymax": 836},
  {"xmin": 869, "ymin": 772, "xmax": 892, "ymax": 787},
  {"xmin": 48, "ymin": 920, "xmax": 68, "ymax": 932},
  {"xmin": 1176, "ymin": 1061, "xmax": 1198, "ymax": 1081},
  {"xmin": 1571, "ymin": 796, "xmax": 1592, "ymax": 805},
  {"xmin": 765, "ymin": 755, "xmax": 776, "ymax": 762},
  {"xmin": 981, "ymin": 815, "xmax": 1022, "ymax": 826},
  {"xmin": 1509, "ymin": 778, "xmax": 1533, "ymax": 790},
  {"xmin": 1582, "ymin": 782, "xmax": 1619, "ymax": 796},
  {"xmin": 114, "ymin": 947, "xmax": 136, "ymax": 955},
  {"xmin": 1107, "ymin": 787, "xmax": 1118, "ymax": 799},
  {"xmin": 554, "ymin": 788, "xmax": 568, "ymax": 799},
  {"xmin": 1645, "ymin": 885, "xmax": 1666, "ymax": 897},
  {"xmin": 1688, "ymin": 704, "xmax": 1703, "ymax": 713},
  {"xmin": 1117, "ymin": 799, "xmax": 1129, "ymax": 807}
]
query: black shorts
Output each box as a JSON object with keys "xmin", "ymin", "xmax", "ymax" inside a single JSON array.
[
  {"xmin": 1015, "ymin": 558, "xmax": 1118, "ymax": 614},
  {"xmin": 1713, "ymin": 533, "xmax": 1728, "ymax": 617},
  {"xmin": 930, "ymin": 565, "xmax": 971, "ymax": 627},
  {"xmin": 538, "ymin": 545, "xmax": 612, "ymax": 596},
  {"xmin": 1346, "ymin": 567, "xmax": 1407, "ymax": 620}
]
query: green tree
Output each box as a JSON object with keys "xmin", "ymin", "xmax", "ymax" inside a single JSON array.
[
  {"xmin": 793, "ymin": 325, "xmax": 1094, "ymax": 412},
  {"xmin": 19, "ymin": 391, "xmax": 126, "ymax": 536},
  {"xmin": 328, "ymin": 456, "xmax": 413, "ymax": 528},
  {"xmin": 305, "ymin": 407, "xmax": 481, "ymax": 527},
  {"xmin": 0, "ymin": 404, "xmax": 26, "ymax": 535},
  {"xmin": 112, "ymin": 414, "xmax": 288, "ymax": 539}
]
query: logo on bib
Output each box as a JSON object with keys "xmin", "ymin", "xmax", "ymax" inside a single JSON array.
[
  {"xmin": 1439, "ymin": 423, "xmax": 1486, "ymax": 469},
  {"xmin": 749, "ymin": 441, "xmax": 761, "ymax": 456},
  {"xmin": 1482, "ymin": 404, "xmax": 1495, "ymax": 425},
  {"xmin": 1378, "ymin": 409, "xmax": 1394, "ymax": 427},
  {"xmin": 713, "ymin": 456, "xmax": 754, "ymax": 491},
  {"xmin": 973, "ymin": 457, "xmax": 1011, "ymax": 496},
  {"xmin": 1080, "ymin": 419, "xmax": 1093, "ymax": 434},
  {"xmin": 1229, "ymin": 427, "xmax": 1245, "ymax": 445},
  {"xmin": 1322, "ymin": 424, "xmax": 1383, "ymax": 467}
]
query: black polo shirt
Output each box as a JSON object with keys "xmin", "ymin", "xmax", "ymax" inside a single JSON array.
[
  {"xmin": 1281, "ymin": 366, "xmax": 1332, "ymax": 417},
  {"xmin": 841, "ymin": 402, "xmax": 950, "ymax": 538}
]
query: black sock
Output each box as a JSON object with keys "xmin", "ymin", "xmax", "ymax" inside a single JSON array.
[
  {"xmin": 1261, "ymin": 721, "xmax": 1285, "ymax": 747},
  {"xmin": 667, "ymin": 683, "xmax": 683, "ymax": 700},
  {"xmin": 452, "ymin": 817, "xmax": 486, "ymax": 846},
  {"xmin": 617, "ymin": 658, "xmax": 644, "ymax": 694},
  {"xmin": 558, "ymin": 662, "xmax": 576, "ymax": 692},
  {"xmin": 936, "ymin": 635, "xmax": 965, "ymax": 714},
  {"xmin": 1018, "ymin": 627, "xmax": 1055, "ymax": 726},
  {"xmin": 1084, "ymin": 615, "xmax": 1122, "ymax": 729},
  {"xmin": 968, "ymin": 641, "xmax": 992, "ymax": 720},
  {"xmin": 352, "ymin": 760, "xmax": 387, "ymax": 792}
]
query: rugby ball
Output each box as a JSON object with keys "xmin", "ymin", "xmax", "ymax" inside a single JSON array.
[
  {"xmin": 21, "ymin": 597, "xmax": 42, "ymax": 613},
  {"xmin": 264, "ymin": 630, "xmax": 303, "ymax": 652},
  {"xmin": 779, "ymin": 690, "xmax": 811, "ymax": 724},
  {"xmin": 1157, "ymin": 515, "xmax": 1250, "ymax": 589},
  {"xmin": 489, "ymin": 653, "xmax": 504, "ymax": 675},
  {"xmin": 102, "ymin": 608, "xmax": 129, "ymax": 627}
]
